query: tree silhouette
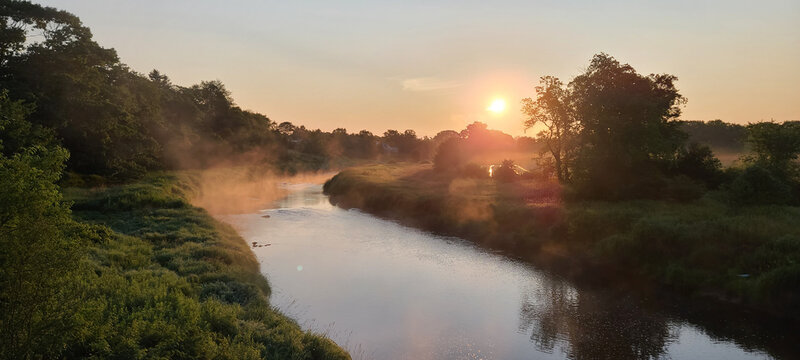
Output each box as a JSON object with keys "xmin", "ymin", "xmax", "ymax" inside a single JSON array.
[{"xmin": 522, "ymin": 76, "xmax": 578, "ymax": 182}]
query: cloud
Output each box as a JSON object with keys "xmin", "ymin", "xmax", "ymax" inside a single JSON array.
[{"xmin": 400, "ymin": 77, "xmax": 462, "ymax": 92}]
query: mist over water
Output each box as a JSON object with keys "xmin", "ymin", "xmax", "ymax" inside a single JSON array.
[
  {"xmin": 189, "ymin": 167, "xmax": 336, "ymax": 214},
  {"xmin": 220, "ymin": 185, "xmax": 776, "ymax": 360}
]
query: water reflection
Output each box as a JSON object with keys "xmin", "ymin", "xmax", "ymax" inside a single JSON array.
[
  {"xmin": 221, "ymin": 184, "xmax": 785, "ymax": 360},
  {"xmin": 519, "ymin": 279, "xmax": 677, "ymax": 359}
]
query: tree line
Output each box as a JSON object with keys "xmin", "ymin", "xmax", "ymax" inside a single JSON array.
[
  {"xmin": 520, "ymin": 53, "xmax": 799, "ymax": 204},
  {"xmin": 0, "ymin": 1, "xmax": 491, "ymax": 182}
]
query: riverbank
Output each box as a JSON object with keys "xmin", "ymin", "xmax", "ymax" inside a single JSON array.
[
  {"xmin": 323, "ymin": 163, "xmax": 800, "ymax": 320},
  {"xmin": 63, "ymin": 173, "xmax": 349, "ymax": 359}
]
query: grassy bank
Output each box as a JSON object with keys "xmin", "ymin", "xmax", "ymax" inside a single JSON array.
[
  {"xmin": 324, "ymin": 163, "xmax": 800, "ymax": 319},
  {"xmin": 63, "ymin": 173, "xmax": 349, "ymax": 359}
]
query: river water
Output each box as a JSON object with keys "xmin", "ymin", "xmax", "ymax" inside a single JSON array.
[{"xmin": 221, "ymin": 184, "xmax": 785, "ymax": 359}]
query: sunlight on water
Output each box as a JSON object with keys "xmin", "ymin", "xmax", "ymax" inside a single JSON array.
[{"xmin": 221, "ymin": 185, "xmax": 774, "ymax": 360}]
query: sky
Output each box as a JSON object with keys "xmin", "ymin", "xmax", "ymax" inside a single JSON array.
[{"xmin": 38, "ymin": 0, "xmax": 800, "ymax": 137}]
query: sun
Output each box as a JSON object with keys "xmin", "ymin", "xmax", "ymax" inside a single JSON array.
[{"xmin": 487, "ymin": 98, "xmax": 506, "ymax": 113}]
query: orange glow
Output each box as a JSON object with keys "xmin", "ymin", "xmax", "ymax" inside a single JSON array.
[{"xmin": 487, "ymin": 99, "xmax": 506, "ymax": 113}]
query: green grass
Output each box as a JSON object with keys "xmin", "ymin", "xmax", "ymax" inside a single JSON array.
[
  {"xmin": 573, "ymin": 199, "xmax": 800, "ymax": 306},
  {"xmin": 324, "ymin": 164, "xmax": 800, "ymax": 318},
  {"xmin": 63, "ymin": 173, "xmax": 349, "ymax": 359}
]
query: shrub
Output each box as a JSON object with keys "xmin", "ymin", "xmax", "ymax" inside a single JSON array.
[
  {"xmin": 433, "ymin": 138, "xmax": 464, "ymax": 172},
  {"xmin": 672, "ymin": 143, "xmax": 724, "ymax": 188},
  {"xmin": 494, "ymin": 159, "xmax": 518, "ymax": 183},
  {"xmin": 664, "ymin": 175, "xmax": 706, "ymax": 202},
  {"xmin": 728, "ymin": 165, "xmax": 792, "ymax": 205}
]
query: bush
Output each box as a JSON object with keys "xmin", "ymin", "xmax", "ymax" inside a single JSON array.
[
  {"xmin": 433, "ymin": 138, "xmax": 464, "ymax": 172},
  {"xmin": 728, "ymin": 165, "xmax": 792, "ymax": 205},
  {"xmin": 493, "ymin": 159, "xmax": 518, "ymax": 183},
  {"xmin": 664, "ymin": 175, "xmax": 706, "ymax": 202},
  {"xmin": 672, "ymin": 143, "xmax": 725, "ymax": 188}
]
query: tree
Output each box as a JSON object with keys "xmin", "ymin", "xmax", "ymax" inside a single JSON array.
[
  {"xmin": 679, "ymin": 120, "xmax": 746, "ymax": 152},
  {"xmin": 494, "ymin": 159, "xmax": 518, "ymax": 183},
  {"xmin": 745, "ymin": 121, "xmax": 800, "ymax": 179},
  {"xmin": 0, "ymin": 91, "xmax": 87, "ymax": 359},
  {"xmin": 352, "ymin": 130, "xmax": 378, "ymax": 158},
  {"xmin": 433, "ymin": 130, "xmax": 460, "ymax": 143},
  {"xmin": 433, "ymin": 137, "xmax": 465, "ymax": 172},
  {"xmin": 569, "ymin": 54, "xmax": 688, "ymax": 198},
  {"xmin": 729, "ymin": 164, "xmax": 792, "ymax": 206},
  {"xmin": 521, "ymin": 54, "xmax": 690, "ymax": 198},
  {"xmin": 148, "ymin": 69, "xmax": 173, "ymax": 88},
  {"xmin": 382, "ymin": 129, "xmax": 422, "ymax": 159},
  {"xmin": 672, "ymin": 143, "xmax": 724, "ymax": 188},
  {"xmin": 522, "ymin": 76, "xmax": 578, "ymax": 182},
  {"xmin": 1, "ymin": 2, "xmax": 162, "ymax": 178},
  {"xmin": 277, "ymin": 121, "xmax": 295, "ymax": 136}
]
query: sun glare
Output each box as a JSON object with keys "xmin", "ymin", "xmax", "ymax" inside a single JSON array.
[{"xmin": 487, "ymin": 98, "xmax": 506, "ymax": 113}]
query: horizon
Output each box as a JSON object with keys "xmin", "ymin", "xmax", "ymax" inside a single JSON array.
[{"xmin": 35, "ymin": 0, "xmax": 800, "ymax": 137}]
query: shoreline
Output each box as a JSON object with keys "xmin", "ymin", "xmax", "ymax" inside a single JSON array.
[
  {"xmin": 65, "ymin": 172, "xmax": 351, "ymax": 359},
  {"xmin": 323, "ymin": 164, "xmax": 800, "ymax": 325}
]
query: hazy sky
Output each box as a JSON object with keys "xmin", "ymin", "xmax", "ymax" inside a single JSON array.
[{"xmin": 38, "ymin": 0, "xmax": 799, "ymax": 136}]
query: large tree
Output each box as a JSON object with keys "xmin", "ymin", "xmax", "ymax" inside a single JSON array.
[
  {"xmin": 1, "ymin": 1, "xmax": 163, "ymax": 177},
  {"xmin": 523, "ymin": 54, "xmax": 688, "ymax": 198},
  {"xmin": 522, "ymin": 76, "xmax": 578, "ymax": 182}
]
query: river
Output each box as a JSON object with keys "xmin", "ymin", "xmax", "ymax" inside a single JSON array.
[{"xmin": 221, "ymin": 184, "xmax": 788, "ymax": 359}]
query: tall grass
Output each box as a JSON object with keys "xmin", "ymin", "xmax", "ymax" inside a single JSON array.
[{"xmin": 63, "ymin": 173, "xmax": 349, "ymax": 359}]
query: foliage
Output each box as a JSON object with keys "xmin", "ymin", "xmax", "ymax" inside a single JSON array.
[
  {"xmin": 522, "ymin": 76, "xmax": 578, "ymax": 182},
  {"xmin": 494, "ymin": 159, "xmax": 518, "ymax": 183},
  {"xmin": 671, "ymin": 143, "xmax": 725, "ymax": 188},
  {"xmin": 325, "ymin": 163, "xmax": 800, "ymax": 318},
  {"xmin": 583, "ymin": 200, "xmax": 800, "ymax": 311},
  {"xmin": 727, "ymin": 165, "xmax": 793, "ymax": 206},
  {"xmin": 522, "ymin": 54, "xmax": 690, "ymax": 199},
  {"xmin": 61, "ymin": 174, "xmax": 349, "ymax": 359},
  {"xmin": 433, "ymin": 137, "xmax": 465, "ymax": 172},
  {"xmin": 432, "ymin": 121, "xmax": 529, "ymax": 176},
  {"xmin": 460, "ymin": 121, "xmax": 516, "ymax": 152},
  {"xmin": 570, "ymin": 54, "xmax": 688, "ymax": 198},
  {"xmin": 662, "ymin": 175, "xmax": 706, "ymax": 202},
  {"xmin": 0, "ymin": 1, "xmax": 444, "ymax": 180},
  {"xmin": 744, "ymin": 121, "xmax": 800, "ymax": 179},
  {"xmin": 680, "ymin": 120, "xmax": 747, "ymax": 152},
  {"xmin": 0, "ymin": 91, "xmax": 86, "ymax": 360},
  {"xmin": 0, "ymin": 89, "xmax": 350, "ymax": 358},
  {"xmin": 1, "ymin": 2, "xmax": 160, "ymax": 177}
]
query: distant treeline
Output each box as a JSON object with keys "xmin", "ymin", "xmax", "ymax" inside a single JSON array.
[
  {"xmin": 0, "ymin": 1, "xmax": 761, "ymax": 185},
  {"xmin": 0, "ymin": 1, "xmax": 541, "ymax": 182},
  {"xmin": 679, "ymin": 120, "xmax": 747, "ymax": 152},
  {"xmin": 507, "ymin": 53, "xmax": 800, "ymax": 203}
]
